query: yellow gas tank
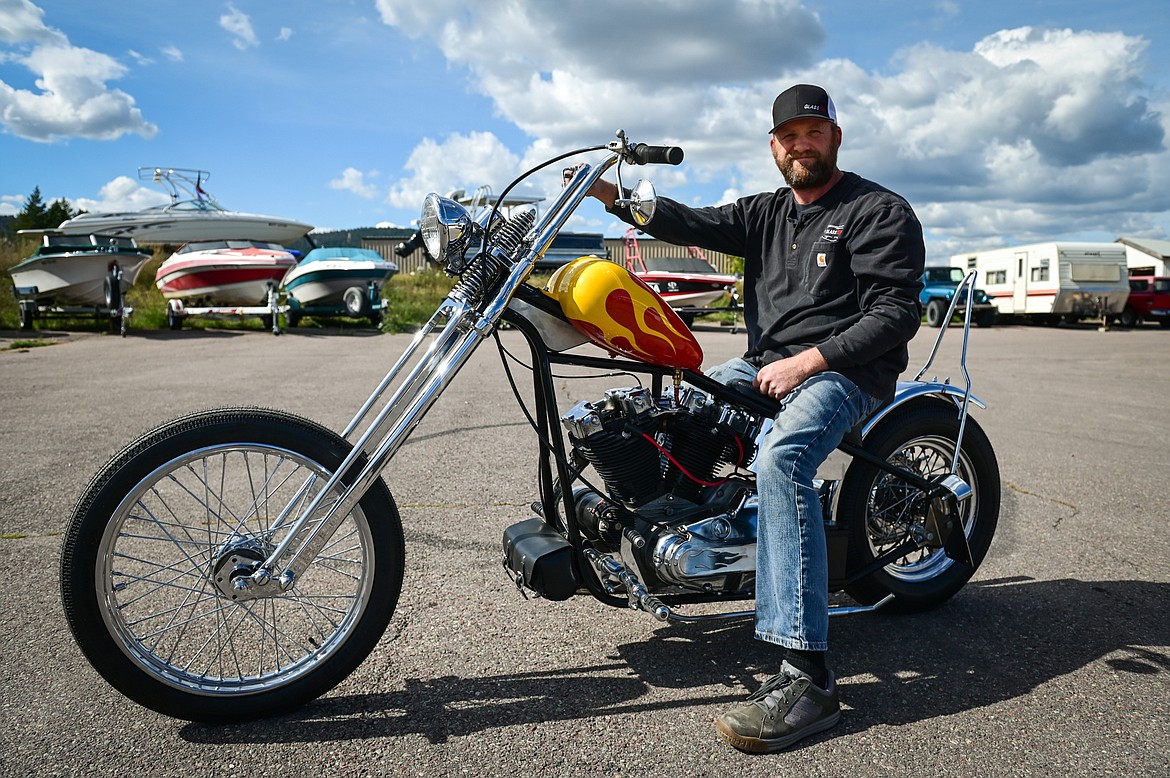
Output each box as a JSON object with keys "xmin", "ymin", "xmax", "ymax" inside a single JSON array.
[{"xmin": 543, "ymin": 256, "xmax": 703, "ymax": 371}]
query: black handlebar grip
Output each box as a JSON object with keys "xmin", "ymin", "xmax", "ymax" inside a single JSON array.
[{"xmin": 629, "ymin": 144, "xmax": 684, "ymax": 165}]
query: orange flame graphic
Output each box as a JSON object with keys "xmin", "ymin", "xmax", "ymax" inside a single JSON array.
[{"xmin": 544, "ymin": 257, "xmax": 703, "ymax": 370}]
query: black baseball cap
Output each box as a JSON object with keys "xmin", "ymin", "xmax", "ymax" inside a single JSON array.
[{"xmin": 769, "ymin": 84, "xmax": 837, "ymax": 134}]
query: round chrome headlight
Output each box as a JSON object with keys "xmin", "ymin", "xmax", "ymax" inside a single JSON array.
[{"xmin": 420, "ymin": 193, "xmax": 471, "ymax": 270}]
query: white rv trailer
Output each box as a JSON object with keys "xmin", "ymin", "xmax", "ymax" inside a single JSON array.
[{"xmin": 949, "ymin": 242, "xmax": 1129, "ymax": 321}]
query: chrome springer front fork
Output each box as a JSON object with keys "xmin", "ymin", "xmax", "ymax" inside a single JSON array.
[{"xmin": 232, "ymin": 154, "xmax": 624, "ymax": 598}]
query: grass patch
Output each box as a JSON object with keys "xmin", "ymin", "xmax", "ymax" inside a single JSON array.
[
  {"xmin": 378, "ymin": 267, "xmax": 458, "ymax": 332},
  {"xmin": 7, "ymin": 338, "xmax": 56, "ymax": 350},
  {"xmin": 0, "ymin": 533, "xmax": 28, "ymax": 540}
]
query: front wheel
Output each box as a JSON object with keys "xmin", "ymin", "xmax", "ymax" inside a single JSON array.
[
  {"xmin": 60, "ymin": 407, "xmax": 405, "ymax": 721},
  {"xmin": 840, "ymin": 399, "xmax": 999, "ymax": 612}
]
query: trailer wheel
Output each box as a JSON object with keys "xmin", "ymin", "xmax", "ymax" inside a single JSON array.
[
  {"xmin": 343, "ymin": 286, "xmax": 370, "ymax": 318},
  {"xmin": 19, "ymin": 304, "xmax": 34, "ymax": 331},
  {"xmin": 924, "ymin": 299, "xmax": 947, "ymax": 328},
  {"xmin": 103, "ymin": 273, "xmax": 121, "ymax": 312},
  {"xmin": 1118, "ymin": 306, "xmax": 1139, "ymax": 328},
  {"xmin": 166, "ymin": 301, "xmax": 183, "ymax": 331},
  {"xmin": 975, "ymin": 310, "xmax": 997, "ymax": 328}
]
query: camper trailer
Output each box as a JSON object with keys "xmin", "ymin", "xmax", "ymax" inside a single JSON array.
[{"xmin": 949, "ymin": 242, "xmax": 1129, "ymax": 323}]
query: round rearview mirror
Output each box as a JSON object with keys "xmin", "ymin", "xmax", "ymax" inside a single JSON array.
[{"xmin": 628, "ymin": 179, "xmax": 657, "ymax": 226}]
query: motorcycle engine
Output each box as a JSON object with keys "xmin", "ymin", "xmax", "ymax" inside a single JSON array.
[{"xmin": 561, "ymin": 386, "xmax": 763, "ymax": 594}]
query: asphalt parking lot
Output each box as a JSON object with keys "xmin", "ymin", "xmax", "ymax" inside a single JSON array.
[{"xmin": 0, "ymin": 321, "xmax": 1167, "ymax": 777}]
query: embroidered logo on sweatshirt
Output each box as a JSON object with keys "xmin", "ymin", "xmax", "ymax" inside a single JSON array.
[{"xmin": 816, "ymin": 252, "xmax": 828, "ymax": 267}]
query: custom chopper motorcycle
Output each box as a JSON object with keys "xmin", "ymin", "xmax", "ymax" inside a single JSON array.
[{"xmin": 60, "ymin": 132, "xmax": 1000, "ymax": 721}]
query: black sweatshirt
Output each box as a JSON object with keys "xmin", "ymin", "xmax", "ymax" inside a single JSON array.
[{"xmin": 610, "ymin": 172, "xmax": 925, "ymax": 400}]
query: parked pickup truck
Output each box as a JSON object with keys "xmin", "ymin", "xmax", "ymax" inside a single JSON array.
[
  {"xmin": 921, "ymin": 267, "xmax": 998, "ymax": 327},
  {"xmin": 1119, "ymin": 276, "xmax": 1170, "ymax": 327}
]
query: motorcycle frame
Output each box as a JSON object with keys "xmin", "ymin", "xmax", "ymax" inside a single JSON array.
[
  {"xmin": 498, "ymin": 275, "xmax": 985, "ymax": 615},
  {"xmin": 236, "ymin": 136, "xmax": 985, "ymax": 608}
]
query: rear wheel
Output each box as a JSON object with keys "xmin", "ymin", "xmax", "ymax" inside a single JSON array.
[
  {"xmin": 1118, "ymin": 306, "xmax": 1139, "ymax": 327},
  {"xmin": 60, "ymin": 408, "xmax": 405, "ymax": 721},
  {"xmin": 840, "ymin": 399, "xmax": 999, "ymax": 612}
]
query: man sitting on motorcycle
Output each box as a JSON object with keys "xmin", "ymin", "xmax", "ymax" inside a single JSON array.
[{"xmin": 586, "ymin": 83, "xmax": 925, "ymax": 753}]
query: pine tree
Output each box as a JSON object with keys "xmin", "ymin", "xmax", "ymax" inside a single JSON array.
[
  {"xmin": 11, "ymin": 187, "xmax": 48, "ymax": 233},
  {"xmin": 44, "ymin": 198, "xmax": 76, "ymax": 229}
]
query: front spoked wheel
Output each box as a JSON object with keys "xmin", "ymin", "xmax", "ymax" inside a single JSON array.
[
  {"xmin": 840, "ymin": 399, "xmax": 1000, "ymax": 612},
  {"xmin": 60, "ymin": 407, "xmax": 405, "ymax": 722}
]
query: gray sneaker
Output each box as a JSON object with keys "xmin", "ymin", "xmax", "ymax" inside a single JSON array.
[{"xmin": 714, "ymin": 661, "xmax": 841, "ymax": 753}]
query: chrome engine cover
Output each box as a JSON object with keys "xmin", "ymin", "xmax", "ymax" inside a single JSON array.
[{"xmin": 651, "ymin": 496, "xmax": 758, "ymax": 593}]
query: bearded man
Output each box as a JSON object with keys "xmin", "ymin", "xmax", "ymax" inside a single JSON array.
[{"xmin": 587, "ymin": 83, "xmax": 926, "ymax": 753}]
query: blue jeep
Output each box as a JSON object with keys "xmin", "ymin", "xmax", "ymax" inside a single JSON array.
[{"xmin": 921, "ymin": 267, "xmax": 998, "ymax": 327}]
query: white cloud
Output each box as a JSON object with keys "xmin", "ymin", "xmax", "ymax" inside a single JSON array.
[
  {"xmin": 71, "ymin": 176, "xmax": 171, "ymax": 214},
  {"xmin": 375, "ymin": 2, "xmax": 1168, "ymax": 251},
  {"xmin": 162, "ymin": 44, "xmax": 183, "ymax": 62},
  {"xmin": 329, "ymin": 167, "xmax": 380, "ymax": 199},
  {"xmin": 0, "ymin": 1, "xmax": 157, "ymax": 142},
  {"xmin": 386, "ymin": 131, "xmax": 528, "ymax": 210},
  {"xmin": 276, "ymin": 27, "xmax": 293, "ymax": 42},
  {"xmin": 1, "ymin": 194, "xmax": 25, "ymax": 215},
  {"xmin": 0, "ymin": 0, "xmax": 60, "ymax": 45},
  {"xmin": 220, "ymin": 3, "xmax": 259, "ymax": 50}
]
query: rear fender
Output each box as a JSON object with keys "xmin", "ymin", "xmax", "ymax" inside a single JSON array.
[{"xmin": 859, "ymin": 381, "xmax": 986, "ymax": 441}]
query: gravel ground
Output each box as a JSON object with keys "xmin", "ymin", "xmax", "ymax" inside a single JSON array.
[{"xmin": 0, "ymin": 320, "xmax": 1166, "ymax": 777}]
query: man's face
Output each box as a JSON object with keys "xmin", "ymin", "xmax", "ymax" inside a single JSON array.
[{"xmin": 770, "ymin": 118, "xmax": 841, "ymax": 189}]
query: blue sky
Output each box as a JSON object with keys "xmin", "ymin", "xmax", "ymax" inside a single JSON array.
[{"xmin": 2, "ymin": 0, "xmax": 1167, "ymax": 261}]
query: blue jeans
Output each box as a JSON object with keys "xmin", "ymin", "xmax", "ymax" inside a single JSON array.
[{"xmin": 705, "ymin": 358, "xmax": 883, "ymax": 651}]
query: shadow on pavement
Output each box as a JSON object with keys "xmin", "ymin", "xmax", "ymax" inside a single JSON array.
[{"xmin": 180, "ymin": 577, "xmax": 1168, "ymax": 745}]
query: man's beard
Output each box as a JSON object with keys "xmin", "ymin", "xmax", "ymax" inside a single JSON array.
[{"xmin": 776, "ymin": 143, "xmax": 838, "ymax": 189}]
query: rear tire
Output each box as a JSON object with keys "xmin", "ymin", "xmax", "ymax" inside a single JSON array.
[
  {"xmin": 840, "ymin": 399, "xmax": 999, "ymax": 612},
  {"xmin": 1118, "ymin": 306, "xmax": 1139, "ymax": 328},
  {"xmin": 60, "ymin": 407, "xmax": 405, "ymax": 721}
]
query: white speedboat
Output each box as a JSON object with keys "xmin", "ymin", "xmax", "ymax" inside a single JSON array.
[
  {"xmin": 155, "ymin": 240, "xmax": 298, "ymax": 306},
  {"xmin": 55, "ymin": 168, "xmax": 312, "ymax": 245},
  {"xmin": 8, "ymin": 234, "xmax": 152, "ymax": 306},
  {"xmin": 281, "ymin": 247, "xmax": 399, "ymax": 307}
]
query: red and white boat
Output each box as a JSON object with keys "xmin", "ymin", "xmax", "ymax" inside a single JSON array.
[
  {"xmin": 155, "ymin": 239, "xmax": 298, "ymax": 306},
  {"xmin": 624, "ymin": 228, "xmax": 739, "ymax": 310}
]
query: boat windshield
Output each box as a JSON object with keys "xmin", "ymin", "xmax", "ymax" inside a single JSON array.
[
  {"xmin": 178, "ymin": 240, "xmax": 287, "ymax": 253},
  {"xmin": 641, "ymin": 257, "xmax": 723, "ymax": 274},
  {"xmin": 144, "ymin": 198, "xmax": 225, "ymax": 213}
]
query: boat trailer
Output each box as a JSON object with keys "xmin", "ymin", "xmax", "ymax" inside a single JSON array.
[
  {"xmin": 12, "ymin": 265, "xmax": 134, "ymax": 337},
  {"xmin": 165, "ymin": 283, "xmax": 286, "ymax": 335}
]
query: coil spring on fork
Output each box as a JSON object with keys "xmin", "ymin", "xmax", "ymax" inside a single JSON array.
[{"xmin": 451, "ymin": 208, "xmax": 536, "ymax": 304}]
